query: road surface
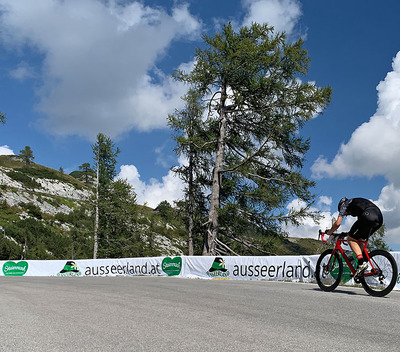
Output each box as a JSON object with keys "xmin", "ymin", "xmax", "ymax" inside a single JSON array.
[{"xmin": 0, "ymin": 276, "xmax": 399, "ymax": 351}]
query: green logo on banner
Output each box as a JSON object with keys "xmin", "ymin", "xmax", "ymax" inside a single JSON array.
[
  {"xmin": 162, "ymin": 257, "xmax": 182, "ymax": 276},
  {"xmin": 2, "ymin": 261, "xmax": 29, "ymax": 276},
  {"xmin": 206, "ymin": 257, "xmax": 230, "ymax": 278},
  {"xmin": 57, "ymin": 261, "xmax": 82, "ymax": 277},
  {"xmin": 329, "ymin": 254, "xmax": 358, "ymax": 283}
]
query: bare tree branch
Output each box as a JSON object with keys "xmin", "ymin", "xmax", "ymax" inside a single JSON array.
[
  {"xmin": 222, "ymin": 138, "xmax": 270, "ymax": 174},
  {"xmin": 247, "ymin": 173, "xmax": 297, "ymax": 186},
  {"xmin": 215, "ymin": 238, "xmax": 240, "ymax": 256},
  {"xmin": 221, "ymin": 230, "xmax": 277, "ymax": 256}
]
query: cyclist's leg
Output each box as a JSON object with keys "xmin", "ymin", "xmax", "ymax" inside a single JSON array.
[
  {"xmin": 348, "ymin": 220, "xmax": 371, "ymax": 275},
  {"xmin": 348, "ymin": 220, "xmax": 364, "ymax": 258}
]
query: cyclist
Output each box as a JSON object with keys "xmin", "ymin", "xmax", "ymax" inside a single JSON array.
[{"xmin": 325, "ymin": 197, "xmax": 383, "ymax": 276}]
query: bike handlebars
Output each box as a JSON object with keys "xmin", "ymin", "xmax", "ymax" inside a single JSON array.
[
  {"xmin": 319, "ymin": 230, "xmax": 348, "ymax": 244},
  {"xmin": 319, "ymin": 230, "xmax": 329, "ymax": 242}
]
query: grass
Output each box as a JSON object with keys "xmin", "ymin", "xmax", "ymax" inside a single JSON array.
[
  {"xmin": 272, "ymin": 237, "xmax": 330, "ymax": 255},
  {"xmin": 0, "ymin": 155, "xmax": 25, "ymax": 168},
  {"xmin": 0, "ymin": 155, "xmax": 88, "ymax": 190}
]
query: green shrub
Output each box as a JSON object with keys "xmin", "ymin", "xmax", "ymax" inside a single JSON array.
[
  {"xmin": 6, "ymin": 170, "xmax": 41, "ymax": 189},
  {"xmin": 15, "ymin": 167, "xmax": 58, "ymax": 180},
  {"xmin": 25, "ymin": 203, "xmax": 43, "ymax": 219}
]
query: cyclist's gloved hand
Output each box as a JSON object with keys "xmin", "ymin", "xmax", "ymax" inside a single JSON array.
[{"xmin": 326, "ymin": 233, "xmax": 335, "ymax": 244}]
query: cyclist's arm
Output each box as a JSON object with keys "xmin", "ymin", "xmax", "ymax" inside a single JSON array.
[{"xmin": 326, "ymin": 216, "xmax": 343, "ymax": 236}]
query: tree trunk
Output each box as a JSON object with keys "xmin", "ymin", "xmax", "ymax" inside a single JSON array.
[
  {"xmin": 187, "ymin": 150, "xmax": 194, "ymax": 256},
  {"xmin": 188, "ymin": 207, "xmax": 194, "ymax": 256},
  {"xmin": 93, "ymin": 157, "xmax": 99, "ymax": 259},
  {"xmin": 188, "ymin": 128, "xmax": 194, "ymax": 255},
  {"xmin": 203, "ymin": 85, "xmax": 227, "ymax": 255}
]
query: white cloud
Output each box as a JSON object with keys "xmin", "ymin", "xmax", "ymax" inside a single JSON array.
[
  {"xmin": 284, "ymin": 197, "xmax": 336, "ymax": 239},
  {"xmin": 0, "ymin": 0, "xmax": 201, "ymax": 139},
  {"xmin": 0, "ymin": 145, "xmax": 14, "ymax": 155},
  {"xmin": 124, "ymin": 67, "xmax": 191, "ymax": 132},
  {"xmin": 312, "ymin": 52, "xmax": 400, "ymax": 185},
  {"xmin": 318, "ymin": 196, "xmax": 332, "ymax": 209},
  {"xmin": 172, "ymin": 3, "xmax": 203, "ymax": 39},
  {"xmin": 118, "ymin": 163, "xmax": 184, "ymax": 208},
  {"xmin": 283, "ymin": 196, "xmax": 355, "ymax": 240},
  {"xmin": 311, "ymin": 51, "xmax": 400, "ymax": 246},
  {"xmin": 375, "ymin": 184, "xmax": 400, "ymax": 247},
  {"xmin": 9, "ymin": 61, "xmax": 36, "ymax": 81},
  {"xmin": 242, "ymin": 0, "xmax": 302, "ymax": 36},
  {"xmin": 0, "ymin": 0, "xmax": 304, "ymax": 141},
  {"xmin": 154, "ymin": 142, "xmax": 176, "ymax": 169}
]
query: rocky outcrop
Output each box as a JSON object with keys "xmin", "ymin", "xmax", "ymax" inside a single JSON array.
[
  {"xmin": 0, "ymin": 164, "xmax": 186, "ymax": 257},
  {"xmin": 0, "ymin": 166, "xmax": 90, "ymax": 215}
]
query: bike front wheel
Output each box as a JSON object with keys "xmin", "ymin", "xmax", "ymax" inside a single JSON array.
[
  {"xmin": 316, "ymin": 249, "xmax": 343, "ymax": 292},
  {"xmin": 360, "ymin": 250, "xmax": 398, "ymax": 297}
]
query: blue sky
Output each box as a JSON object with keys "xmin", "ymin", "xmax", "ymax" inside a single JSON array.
[{"xmin": 1, "ymin": 0, "xmax": 400, "ymax": 248}]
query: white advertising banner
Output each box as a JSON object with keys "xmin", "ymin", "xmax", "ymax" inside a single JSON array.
[
  {"xmin": 183, "ymin": 255, "xmax": 317, "ymax": 282},
  {"xmin": 390, "ymin": 252, "xmax": 400, "ymax": 291},
  {"xmin": 1, "ymin": 253, "xmax": 399, "ymax": 291},
  {"xmin": 0, "ymin": 258, "xmax": 166, "ymax": 277}
]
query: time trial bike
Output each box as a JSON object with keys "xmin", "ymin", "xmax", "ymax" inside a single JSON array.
[{"xmin": 315, "ymin": 230, "xmax": 398, "ymax": 297}]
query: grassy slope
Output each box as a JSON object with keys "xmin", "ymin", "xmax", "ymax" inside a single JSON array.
[
  {"xmin": 0, "ymin": 155, "xmax": 327, "ymax": 256},
  {"xmin": 0, "ymin": 155, "xmax": 86, "ymax": 189},
  {"xmin": 273, "ymin": 237, "xmax": 329, "ymax": 256}
]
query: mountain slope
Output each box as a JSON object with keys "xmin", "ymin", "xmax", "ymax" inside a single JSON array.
[
  {"xmin": 0, "ymin": 155, "xmax": 326, "ymax": 259},
  {"xmin": 0, "ymin": 155, "xmax": 186, "ymax": 260}
]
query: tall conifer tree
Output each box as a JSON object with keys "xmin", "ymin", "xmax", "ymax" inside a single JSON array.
[
  {"xmin": 92, "ymin": 133, "xmax": 120, "ymax": 258},
  {"xmin": 173, "ymin": 23, "xmax": 332, "ymax": 255},
  {"xmin": 169, "ymin": 89, "xmax": 211, "ymax": 255}
]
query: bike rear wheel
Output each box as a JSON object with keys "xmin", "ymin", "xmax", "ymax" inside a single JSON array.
[
  {"xmin": 359, "ymin": 250, "xmax": 398, "ymax": 297},
  {"xmin": 316, "ymin": 249, "xmax": 343, "ymax": 292}
]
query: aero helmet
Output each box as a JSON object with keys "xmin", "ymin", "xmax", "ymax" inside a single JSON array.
[{"xmin": 338, "ymin": 197, "xmax": 348, "ymax": 212}]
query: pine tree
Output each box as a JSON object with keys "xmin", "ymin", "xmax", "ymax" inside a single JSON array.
[
  {"xmin": 173, "ymin": 23, "xmax": 332, "ymax": 255},
  {"xmin": 368, "ymin": 225, "xmax": 390, "ymax": 251},
  {"xmin": 79, "ymin": 162, "xmax": 93, "ymax": 184},
  {"xmin": 92, "ymin": 133, "xmax": 120, "ymax": 258},
  {"xmin": 19, "ymin": 146, "xmax": 34, "ymax": 166},
  {"xmin": 168, "ymin": 89, "xmax": 211, "ymax": 255},
  {"xmin": 101, "ymin": 178, "xmax": 137, "ymax": 258}
]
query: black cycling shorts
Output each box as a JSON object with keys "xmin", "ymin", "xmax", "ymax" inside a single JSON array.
[{"xmin": 348, "ymin": 206, "xmax": 383, "ymax": 240}]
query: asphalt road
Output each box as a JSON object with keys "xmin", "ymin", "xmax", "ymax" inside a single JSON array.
[{"xmin": 0, "ymin": 276, "xmax": 399, "ymax": 352}]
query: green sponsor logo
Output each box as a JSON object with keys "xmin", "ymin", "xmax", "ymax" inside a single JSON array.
[
  {"xmin": 162, "ymin": 257, "xmax": 182, "ymax": 276},
  {"xmin": 57, "ymin": 261, "xmax": 82, "ymax": 277},
  {"xmin": 2, "ymin": 261, "xmax": 29, "ymax": 276},
  {"xmin": 207, "ymin": 257, "xmax": 230, "ymax": 278},
  {"xmin": 330, "ymin": 254, "xmax": 358, "ymax": 283}
]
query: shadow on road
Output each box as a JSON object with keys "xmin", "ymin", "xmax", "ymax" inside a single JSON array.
[{"xmin": 310, "ymin": 287, "xmax": 362, "ymax": 296}]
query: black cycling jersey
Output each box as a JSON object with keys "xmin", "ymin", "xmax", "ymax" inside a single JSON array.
[
  {"xmin": 339, "ymin": 198, "xmax": 378, "ymax": 217},
  {"xmin": 338, "ymin": 198, "xmax": 383, "ymax": 240}
]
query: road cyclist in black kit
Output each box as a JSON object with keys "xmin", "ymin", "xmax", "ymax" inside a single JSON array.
[
  {"xmin": 325, "ymin": 197, "xmax": 383, "ymax": 276},
  {"xmin": 317, "ymin": 197, "xmax": 398, "ymax": 296}
]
